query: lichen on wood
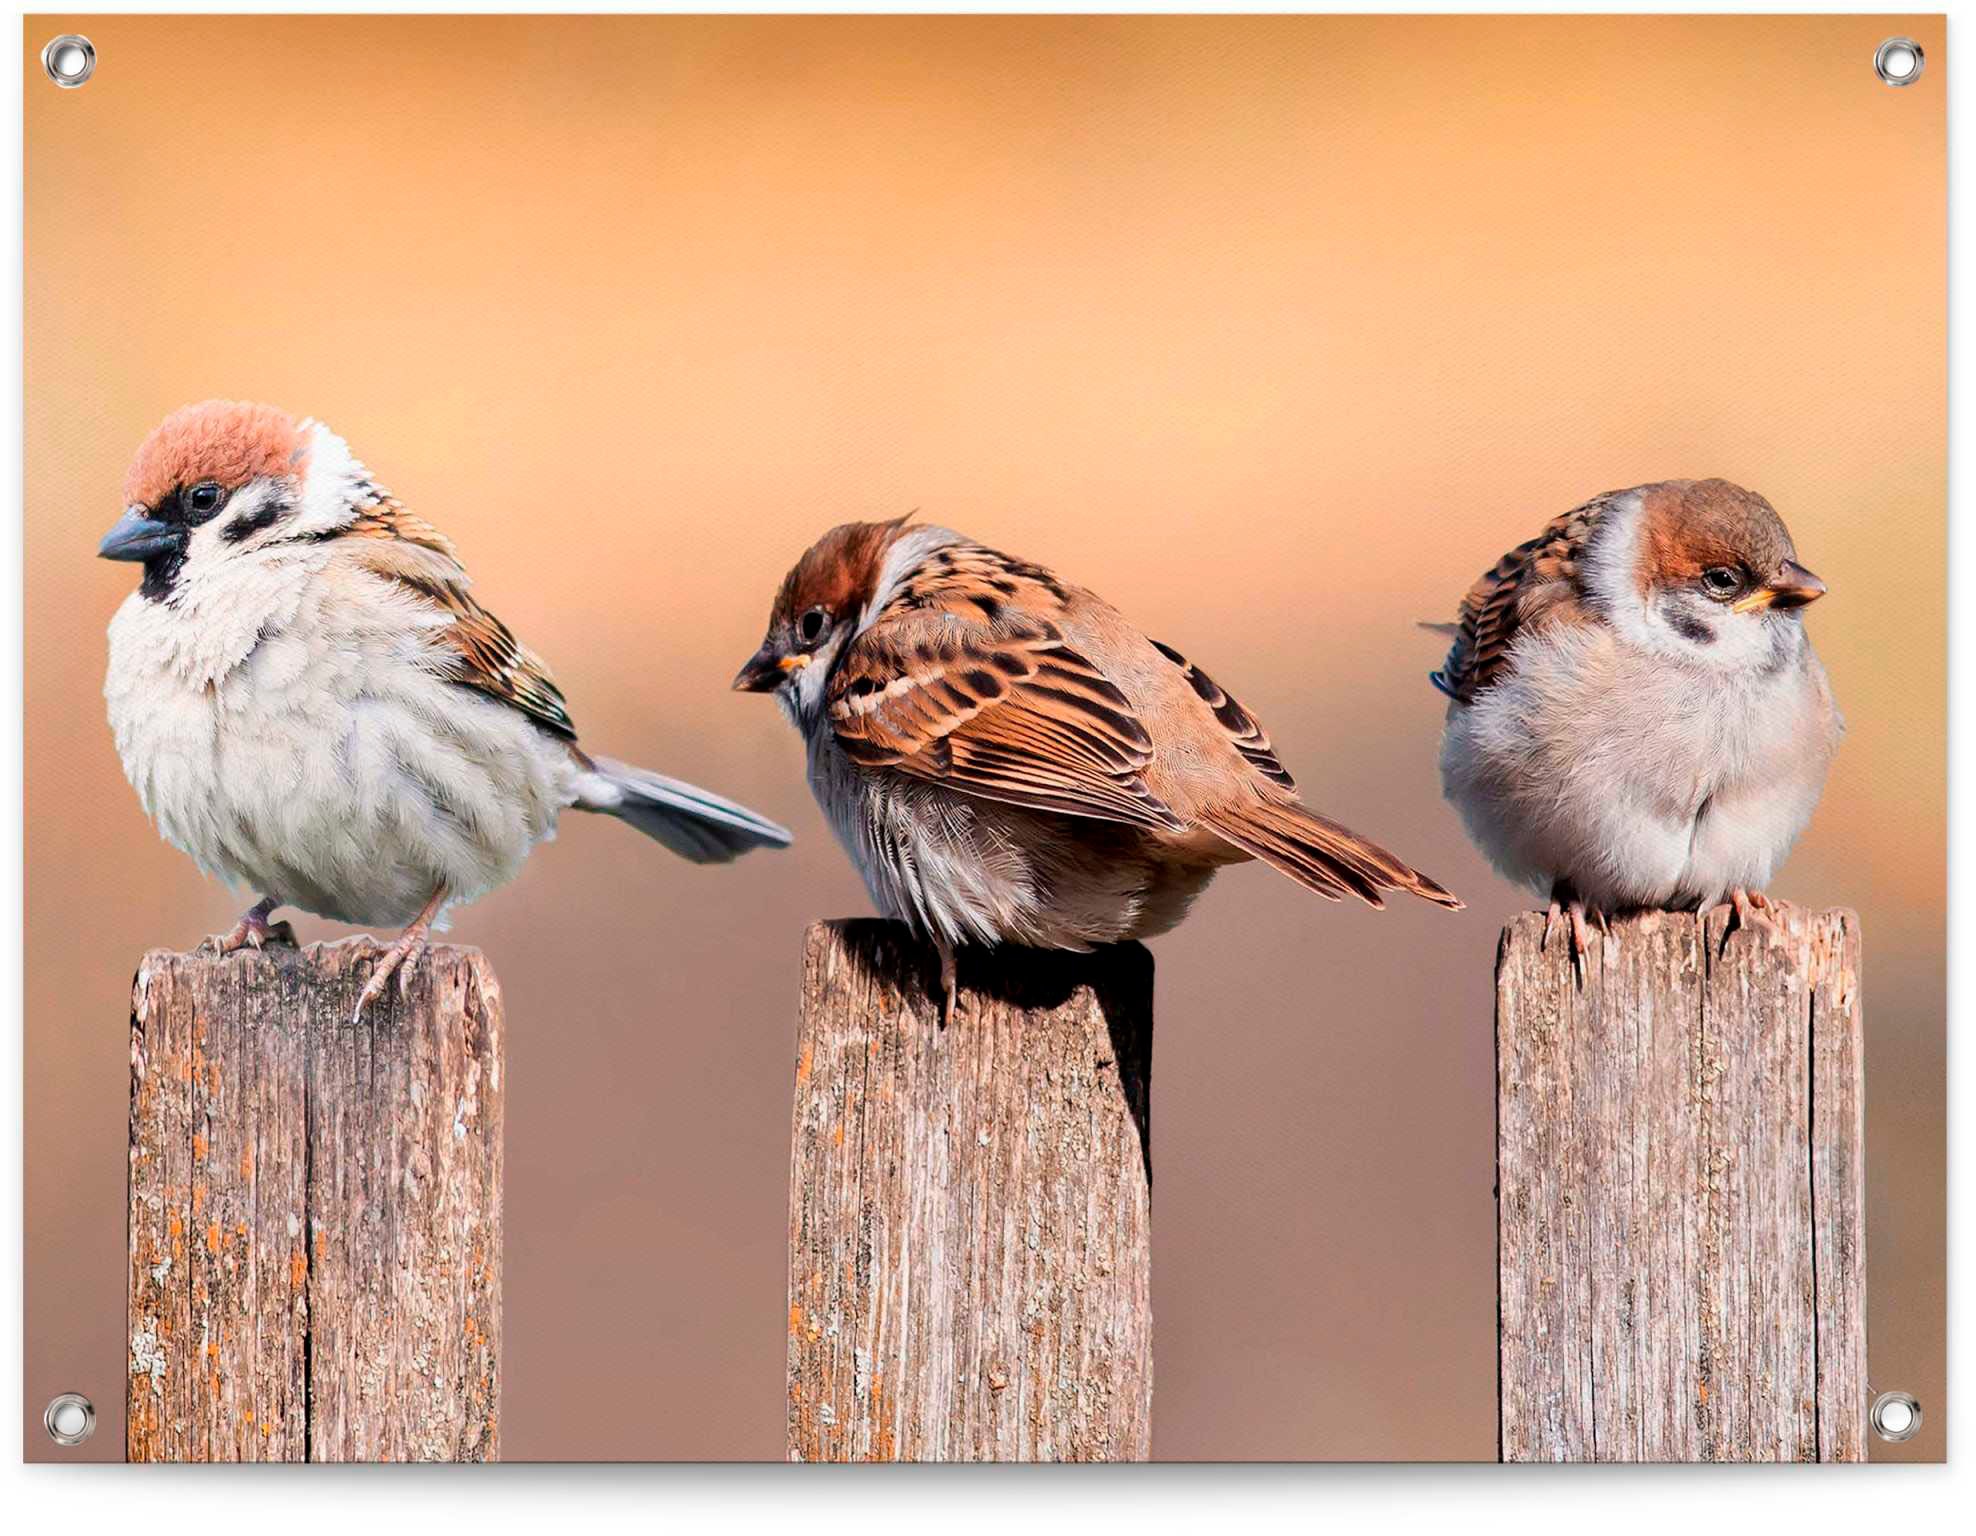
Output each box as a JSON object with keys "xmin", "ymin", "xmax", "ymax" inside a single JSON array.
[{"xmin": 126, "ymin": 940, "xmax": 503, "ymax": 1462}]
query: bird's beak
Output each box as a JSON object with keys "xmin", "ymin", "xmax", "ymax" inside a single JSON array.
[
  {"xmin": 97, "ymin": 507, "xmax": 181, "ymax": 562},
  {"xmin": 1732, "ymin": 560, "xmax": 1828, "ymax": 613},
  {"xmin": 732, "ymin": 644, "xmax": 791, "ymax": 693}
]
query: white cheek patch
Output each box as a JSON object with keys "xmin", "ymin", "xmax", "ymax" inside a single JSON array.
[
  {"xmin": 1583, "ymin": 492, "xmax": 1785, "ymax": 673},
  {"xmin": 283, "ymin": 419, "xmax": 376, "ymax": 538},
  {"xmin": 1653, "ymin": 589, "xmax": 1793, "ymax": 672},
  {"xmin": 1654, "ymin": 591, "xmax": 1721, "ymax": 648},
  {"xmin": 183, "ymin": 516, "xmax": 235, "ymax": 566},
  {"xmin": 1581, "ymin": 490, "xmax": 1656, "ymax": 646}
]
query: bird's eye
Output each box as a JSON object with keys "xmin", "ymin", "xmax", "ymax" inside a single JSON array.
[
  {"xmin": 185, "ymin": 481, "xmax": 226, "ymax": 520},
  {"xmin": 798, "ymin": 607, "xmax": 831, "ymax": 646},
  {"xmin": 1701, "ymin": 566, "xmax": 1742, "ymax": 597}
]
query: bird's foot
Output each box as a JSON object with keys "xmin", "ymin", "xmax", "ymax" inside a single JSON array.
[
  {"xmin": 934, "ymin": 937, "xmax": 959, "ymax": 1028},
  {"xmin": 353, "ymin": 887, "xmax": 447, "ymax": 1021},
  {"xmin": 1541, "ymin": 884, "xmax": 1602, "ymax": 989},
  {"xmin": 201, "ymin": 898, "xmax": 296, "ymax": 957},
  {"xmin": 353, "ymin": 927, "xmax": 431, "ymax": 1021},
  {"xmin": 1719, "ymin": 888, "xmax": 1790, "ymax": 955}
]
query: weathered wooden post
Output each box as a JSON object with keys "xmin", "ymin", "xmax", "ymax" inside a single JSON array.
[
  {"xmin": 127, "ymin": 942, "xmax": 503, "ymax": 1462},
  {"xmin": 787, "ymin": 920, "xmax": 1154, "ymax": 1461},
  {"xmin": 1496, "ymin": 907, "xmax": 1865, "ymax": 1461}
]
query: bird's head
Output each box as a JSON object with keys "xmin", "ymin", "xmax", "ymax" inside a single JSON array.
[
  {"xmin": 102, "ymin": 401, "xmax": 373, "ymax": 602},
  {"xmin": 1593, "ymin": 478, "xmax": 1825, "ymax": 670},
  {"xmin": 733, "ymin": 515, "xmax": 915, "ymax": 723}
]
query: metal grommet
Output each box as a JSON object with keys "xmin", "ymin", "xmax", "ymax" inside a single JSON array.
[
  {"xmin": 1870, "ymin": 1390, "xmax": 1922, "ymax": 1443},
  {"xmin": 43, "ymin": 1392, "xmax": 96, "ymax": 1446},
  {"xmin": 41, "ymin": 34, "xmax": 96, "ymax": 89},
  {"xmin": 1874, "ymin": 37, "xmax": 1924, "ymax": 87}
]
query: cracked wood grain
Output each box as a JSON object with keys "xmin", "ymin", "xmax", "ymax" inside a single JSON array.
[
  {"xmin": 127, "ymin": 940, "xmax": 502, "ymax": 1462},
  {"xmin": 1496, "ymin": 907, "xmax": 1865, "ymax": 1462},
  {"xmin": 788, "ymin": 920, "xmax": 1153, "ymax": 1462}
]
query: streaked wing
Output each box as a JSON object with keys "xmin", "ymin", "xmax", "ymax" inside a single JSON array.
[
  {"xmin": 1149, "ymin": 639, "xmax": 1294, "ymax": 789},
  {"xmin": 827, "ymin": 608, "xmax": 1183, "ymax": 831},
  {"xmin": 1433, "ymin": 495, "xmax": 1610, "ymax": 704},
  {"xmin": 343, "ymin": 496, "xmax": 578, "ymax": 741}
]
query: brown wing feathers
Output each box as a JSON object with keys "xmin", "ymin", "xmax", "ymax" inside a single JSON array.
[
  {"xmin": 829, "ymin": 613, "xmax": 1184, "ymax": 831},
  {"xmin": 830, "ymin": 566, "xmax": 1458, "ymax": 911},
  {"xmin": 1145, "ymin": 639, "xmax": 1456, "ymax": 908},
  {"xmin": 1433, "ymin": 496, "xmax": 1607, "ymax": 704},
  {"xmin": 1150, "ymin": 639, "xmax": 1295, "ymax": 788},
  {"xmin": 340, "ymin": 497, "xmax": 578, "ymax": 741},
  {"xmin": 1199, "ymin": 798, "xmax": 1462, "ymax": 910}
]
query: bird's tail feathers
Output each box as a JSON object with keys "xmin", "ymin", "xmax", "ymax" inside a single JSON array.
[
  {"xmin": 1199, "ymin": 796, "xmax": 1462, "ymax": 912},
  {"xmin": 574, "ymin": 754, "xmax": 792, "ymax": 864}
]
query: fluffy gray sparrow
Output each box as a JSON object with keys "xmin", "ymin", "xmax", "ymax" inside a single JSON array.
[
  {"xmin": 737, "ymin": 517, "xmax": 1460, "ymax": 1015},
  {"xmin": 1432, "ymin": 478, "xmax": 1841, "ymax": 971},
  {"xmin": 103, "ymin": 400, "xmax": 791, "ymax": 1015}
]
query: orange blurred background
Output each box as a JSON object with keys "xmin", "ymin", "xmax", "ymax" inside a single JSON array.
[{"xmin": 24, "ymin": 14, "xmax": 1943, "ymax": 1460}]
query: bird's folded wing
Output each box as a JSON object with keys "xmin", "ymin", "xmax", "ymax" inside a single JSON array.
[
  {"xmin": 342, "ymin": 498, "xmax": 579, "ymax": 741},
  {"xmin": 1148, "ymin": 639, "xmax": 1294, "ymax": 789},
  {"xmin": 827, "ymin": 609, "xmax": 1183, "ymax": 831},
  {"xmin": 1434, "ymin": 495, "xmax": 1610, "ymax": 704}
]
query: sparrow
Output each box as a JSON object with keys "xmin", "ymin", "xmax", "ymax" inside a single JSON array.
[
  {"xmin": 736, "ymin": 517, "xmax": 1461, "ymax": 1016},
  {"xmin": 1430, "ymin": 478, "xmax": 1842, "ymax": 974},
  {"xmin": 102, "ymin": 400, "xmax": 792, "ymax": 1017}
]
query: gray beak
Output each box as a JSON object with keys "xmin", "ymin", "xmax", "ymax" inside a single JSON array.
[
  {"xmin": 732, "ymin": 643, "xmax": 788, "ymax": 694},
  {"xmin": 1768, "ymin": 559, "xmax": 1827, "ymax": 609},
  {"xmin": 97, "ymin": 507, "xmax": 181, "ymax": 562},
  {"xmin": 1732, "ymin": 559, "xmax": 1828, "ymax": 614}
]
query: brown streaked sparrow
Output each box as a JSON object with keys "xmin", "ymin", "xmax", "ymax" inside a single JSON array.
[
  {"xmin": 102, "ymin": 401, "xmax": 791, "ymax": 1017},
  {"xmin": 736, "ymin": 517, "xmax": 1461, "ymax": 1016},
  {"xmin": 1431, "ymin": 478, "xmax": 1842, "ymax": 973}
]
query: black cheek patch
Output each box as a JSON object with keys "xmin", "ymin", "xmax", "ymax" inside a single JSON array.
[
  {"xmin": 221, "ymin": 496, "xmax": 291, "ymax": 543},
  {"xmin": 1669, "ymin": 609, "xmax": 1715, "ymax": 646}
]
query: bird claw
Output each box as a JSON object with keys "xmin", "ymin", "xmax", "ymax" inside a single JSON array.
[
  {"xmin": 934, "ymin": 938, "xmax": 959, "ymax": 1028},
  {"xmin": 1719, "ymin": 888, "xmax": 1789, "ymax": 955},
  {"xmin": 1542, "ymin": 885, "xmax": 1600, "ymax": 988},
  {"xmin": 351, "ymin": 887, "xmax": 448, "ymax": 1022},
  {"xmin": 201, "ymin": 901, "xmax": 296, "ymax": 957},
  {"xmin": 352, "ymin": 931, "xmax": 431, "ymax": 1022}
]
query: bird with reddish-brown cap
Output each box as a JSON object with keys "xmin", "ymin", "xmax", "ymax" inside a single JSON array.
[
  {"xmin": 102, "ymin": 401, "xmax": 790, "ymax": 1016},
  {"xmin": 736, "ymin": 515, "xmax": 1461, "ymax": 1018},
  {"xmin": 1431, "ymin": 478, "xmax": 1842, "ymax": 976}
]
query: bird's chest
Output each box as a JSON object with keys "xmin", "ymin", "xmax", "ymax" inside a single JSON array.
[
  {"xmin": 803, "ymin": 728, "xmax": 892, "ymax": 894},
  {"xmin": 107, "ymin": 596, "xmax": 410, "ymax": 871},
  {"xmin": 801, "ymin": 726, "xmax": 981, "ymax": 924},
  {"xmin": 1525, "ymin": 628, "xmax": 1817, "ymax": 822},
  {"xmin": 107, "ymin": 648, "xmax": 226, "ymax": 857},
  {"xmin": 1561, "ymin": 641, "xmax": 1811, "ymax": 818}
]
